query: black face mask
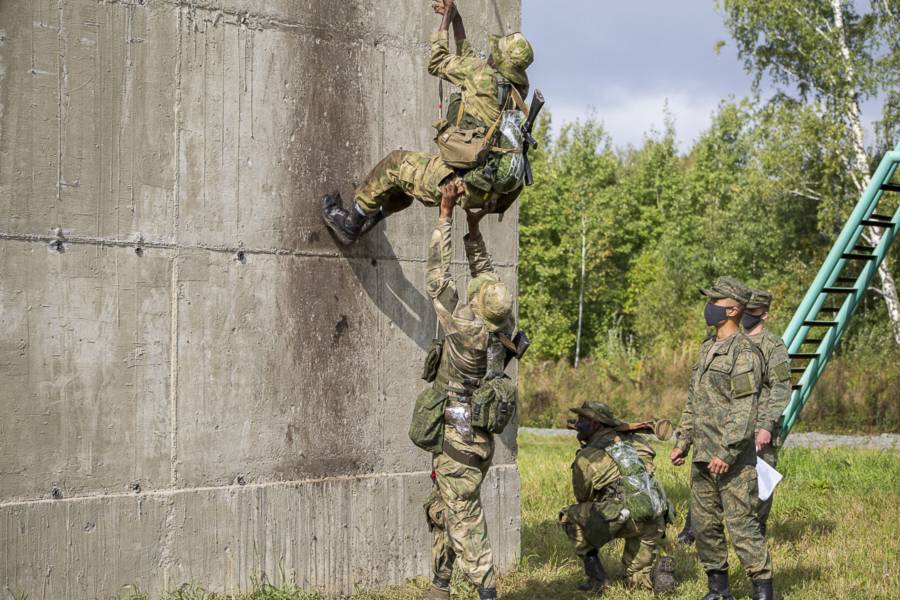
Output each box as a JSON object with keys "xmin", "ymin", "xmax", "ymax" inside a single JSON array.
[
  {"xmin": 704, "ymin": 303, "xmax": 729, "ymax": 326},
  {"xmin": 742, "ymin": 312, "xmax": 763, "ymax": 330},
  {"xmin": 575, "ymin": 418, "xmax": 596, "ymax": 444}
]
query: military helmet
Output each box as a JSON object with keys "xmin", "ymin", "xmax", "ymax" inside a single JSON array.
[
  {"xmin": 489, "ymin": 32, "xmax": 533, "ymax": 87},
  {"xmin": 569, "ymin": 402, "xmax": 625, "ymax": 427},
  {"xmin": 469, "ymin": 273, "xmax": 513, "ymax": 332},
  {"xmin": 700, "ymin": 276, "xmax": 751, "ymax": 305},
  {"xmin": 747, "ymin": 289, "xmax": 773, "ymax": 310}
]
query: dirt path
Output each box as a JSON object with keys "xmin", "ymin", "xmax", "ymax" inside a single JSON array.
[{"xmin": 518, "ymin": 428, "xmax": 900, "ymax": 450}]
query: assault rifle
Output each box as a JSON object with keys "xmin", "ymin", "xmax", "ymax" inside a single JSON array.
[
  {"xmin": 497, "ymin": 330, "xmax": 530, "ymax": 367},
  {"xmin": 522, "ymin": 89, "xmax": 545, "ymax": 186}
]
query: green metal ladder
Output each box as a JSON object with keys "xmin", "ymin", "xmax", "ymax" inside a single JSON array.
[{"xmin": 780, "ymin": 142, "xmax": 900, "ymax": 441}]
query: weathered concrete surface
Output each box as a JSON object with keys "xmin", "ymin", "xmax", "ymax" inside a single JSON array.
[{"xmin": 0, "ymin": 0, "xmax": 522, "ymax": 596}]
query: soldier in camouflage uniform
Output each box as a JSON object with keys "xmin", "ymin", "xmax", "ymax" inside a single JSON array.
[
  {"xmin": 419, "ymin": 187, "xmax": 514, "ymax": 600},
  {"xmin": 742, "ymin": 289, "xmax": 791, "ymax": 534},
  {"xmin": 670, "ymin": 277, "xmax": 774, "ymax": 600},
  {"xmin": 558, "ymin": 402, "xmax": 676, "ymax": 596},
  {"xmin": 322, "ymin": 0, "xmax": 534, "ymax": 245}
]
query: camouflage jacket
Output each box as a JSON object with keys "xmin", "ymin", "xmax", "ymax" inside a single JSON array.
[
  {"xmin": 749, "ymin": 328, "xmax": 791, "ymax": 436},
  {"xmin": 675, "ymin": 332, "xmax": 763, "ymax": 467},
  {"xmin": 571, "ymin": 430, "xmax": 656, "ymax": 504},
  {"xmin": 429, "ymin": 32, "xmax": 528, "ymax": 127},
  {"xmin": 425, "ymin": 216, "xmax": 507, "ymax": 392}
]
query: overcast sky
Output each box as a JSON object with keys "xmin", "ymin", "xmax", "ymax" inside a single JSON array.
[{"xmin": 520, "ymin": 0, "xmax": 883, "ymax": 151}]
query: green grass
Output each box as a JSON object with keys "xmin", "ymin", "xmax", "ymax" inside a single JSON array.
[{"xmin": 111, "ymin": 434, "xmax": 899, "ymax": 600}]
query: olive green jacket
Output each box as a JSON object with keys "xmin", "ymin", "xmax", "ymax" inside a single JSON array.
[
  {"xmin": 675, "ymin": 332, "xmax": 763, "ymax": 467},
  {"xmin": 748, "ymin": 328, "xmax": 791, "ymax": 436}
]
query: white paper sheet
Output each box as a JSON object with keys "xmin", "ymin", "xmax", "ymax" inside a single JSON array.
[{"xmin": 756, "ymin": 456, "xmax": 783, "ymax": 501}]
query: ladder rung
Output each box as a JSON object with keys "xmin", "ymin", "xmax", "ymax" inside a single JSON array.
[
  {"xmin": 790, "ymin": 367, "xmax": 807, "ymax": 373},
  {"xmin": 835, "ymin": 277, "xmax": 857, "ymax": 283},
  {"xmin": 801, "ymin": 338, "xmax": 824, "ymax": 344},
  {"xmin": 823, "ymin": 287, "xmax": 855, "ymax": 294},
  {"xmin": 880, "ymin": 182, "xmax": 900, "ymax": 193},
  {"xmin": 803, "ymin": 320, "xmax": 838, "ymax": 326},
  {"xmin": 790, "ymin": 352, "xmax": 820, "ymax": 359},
  {"xmin": 841, "ymin": 253, "xmax": 875, "ymax": 260},
  {"xmin": 792, "ymin": 384, "xmax": 803, "ymax": 390},
  {"xmin": 817, "ymin": 306, "xmax": 841, "ymax": 313},
  {"xmin": 852, "ymin": 244, "xmax": 876, "ymax": 252},
  {"xmin": 860, "ymin": 219, "xmax": 895, "ymax": 228},
  {"xmin": 867, "ymin": 212, "xmax": 893, "ymax": 221}
]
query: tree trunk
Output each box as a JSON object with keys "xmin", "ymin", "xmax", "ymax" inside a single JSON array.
[
  {"xmin": 831, "ymin": 0, "xmax": 900, "ymax": 345},
  {"xmin": 574, "ymin": 212, "xmax": 587, "ymax": 367}
]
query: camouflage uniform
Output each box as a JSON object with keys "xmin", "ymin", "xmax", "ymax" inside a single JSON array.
[
  {"xmin": 422, "ymin": 215, "xmax": 513, "ymax": 592},
  {"xmin": 675, "ymin": 278, "xmax": 773, "ymax": 582},
  {"xmin": 354, "ymin": 32, "xmax": 530, "ymax": 215},
  {"xmin": 559, "ymin": 425, "xmax": 667, "ymax": 590},
  {"xmin": 746, "ymin": 290, "xmax": 791, "ymax": 530}
]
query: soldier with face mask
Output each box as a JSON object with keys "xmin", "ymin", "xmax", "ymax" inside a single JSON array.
[
  {"xmin": 742, "ymin": 289, "xmax": 791, "ymax": 534},
  {"xmin": 321, "ymin": 0, "xmax": 535, "ymax": 246},
  {"xmin": 558, "ymin": 402, "xmax": 676, "ymax": 596},
  {"xmin": 414, "ymin": 187, "xmax": 515, "ymax": 600},
  {"xmin": 670, "ymin": 277, "xmax": 774, "ymax": 600}
]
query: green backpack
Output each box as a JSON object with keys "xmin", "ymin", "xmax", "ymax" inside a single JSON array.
[{"xmin": 605, "ymin": 440, "xmax": 669, "ymax": 522}]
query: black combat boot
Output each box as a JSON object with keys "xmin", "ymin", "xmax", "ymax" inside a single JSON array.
[
  {"xmin": 577, "ymin": 551, "xmax": 610, "ymax": 593},
  {"xmin": 359, "ymin": 206, "xmax": 387, "ymax": 236},
  {"xmin": 477, "ymin": 587, "xmax": 497, "ymax": 599},
  {"xmin": 700, "ymin": 570, "xmax": 734, "ymax": 600},
  {"xmin": 321, "ymin": 192, "xmax": 367, "ymax": 245},
  {"xmin": 422, "ymin": 575, "xmax": 450, "ymax": 600},
  {"xmin": 676, "ymin": 509, "xmax": 695, "ymax": 545},
  {"xmin": 751, "ymin": 579, "xmax": 774, "ymax": 600},
  {"xmin": 651, "ymin": 556, "xmax": 676, "ymax": 596}
]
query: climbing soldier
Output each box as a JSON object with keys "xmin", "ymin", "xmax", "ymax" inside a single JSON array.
[
  {"xmin": 408, "ymin": 185, "xmax": 520, "ymax": 600},
  {"xmin": 322, "ymin": 0, "xmax": 537, "ymax": 245},
  {"xmin": 670, "ymin": 277, "xmax": 774, "ymax": 600},
  {"xmin": 558, "ymin": 402, "xmax": 677, "ymax": 596},
  {"xmin": 743, "ymin": 289, "xmax": 791, "ymax": 535},
  {"xmin": 676, "ymin": 289, "xmax": 791, "ymax": 543}
]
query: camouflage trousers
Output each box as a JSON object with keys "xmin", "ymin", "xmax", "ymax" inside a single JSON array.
[
  {"xmin": 424, "ymin": 425, "xmax": 496, "ymax": 589},
  {"xmin": 354, "ymin": 150, "xmax": 454, "ymax": 215},
  {"xmin": 757, "ymin": 442, "xmax": 779, "ymax": 530},
  {"xmin": 691, "ymin": 462, "xmax": 772, "ymax": 579},
  {"xmin": 558, "ymin": 503, "xmax": 666, "ymax": 590}
]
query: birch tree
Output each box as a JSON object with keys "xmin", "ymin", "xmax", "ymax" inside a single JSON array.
[{"xmin": 719, "ymin": 0, "xmax": 900, "ymax": 344}]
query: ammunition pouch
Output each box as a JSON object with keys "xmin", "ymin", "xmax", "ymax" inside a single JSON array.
[
  {"xmin": 409, "ymin": 385, "xmax": 449, "ymax": 454},
  {"xmin": 470, "ymin": 375, "xmax": 517, "ymax": 434},
  {"xmin": 434, "ymin": 120, "xmax": 491, "ymax": 169},
  {"xmin": 421, "ymin": 338, "xmax": 444, "ymax": 383}
]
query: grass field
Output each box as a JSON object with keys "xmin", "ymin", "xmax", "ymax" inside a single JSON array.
[{"xmin": 117, "ymin": 433, "xmax": 899, "ymax": 600}]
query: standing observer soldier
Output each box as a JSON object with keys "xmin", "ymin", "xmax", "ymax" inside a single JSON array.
[
  {"xmin": 743, "ymin": 289, "xmax": 792, "ymax": 534},
  {"xmin": 409, "ymin": 185, "xmax": 517, "ymax": 600},
  {"xmin": 322, "ymin": 0, "xmax": 535, "ymax": 245},
  {"xmin": 670, "ymin": 277, "xmax": 774, "ymax": 600},
  {"xmin": 558, "ymin": 402, "xmax": 676, "ymax": 596}
]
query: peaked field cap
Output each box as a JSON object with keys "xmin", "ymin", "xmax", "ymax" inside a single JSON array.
[
  {"xmin": 700, "ymin": 276, "xmax": 751, "ymax": 305},
  {"xmin": 569, "ymin": 401, "xmax": 625, "ymax": 427},
  {"xmin": 747, "ymin": 289, "xmax": 773, "ymax": 310}
]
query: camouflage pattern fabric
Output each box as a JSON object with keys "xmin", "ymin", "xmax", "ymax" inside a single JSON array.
[
  {"xmin": 425, "ymin": 417, "xmax": 496, "ymax": 589},
  {"xmin": 749, "ymin": 327, "xmax": 790, "ymax": 529},
  {"xmin": 559, "ymin": 429, "xmax": 665, "ymax": 590},
  {"xmin": 675, "ymin": 332, "xmax": 763, "ymax": 467},
  {"xmin": 690, "ymin": 462, "xmax": 773, "ymax": 579},
  {"xmin": 426, "ymin": 217, "xmax": 511, "ymax": 393},
  {"xmin": 429, "ymin": 32, "xmax": 528, "ymax": 127},
  {"xmin": 749, "ymin": 328, "xmax": 791, "ymax": 437},
  {"xmin": 354, "ymin": 150, "xmax": 453, "ymax": 214}
]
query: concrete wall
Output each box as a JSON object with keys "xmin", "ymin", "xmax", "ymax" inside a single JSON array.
[{"xmin": 0, "ymin": 1, "xmax": 522, "ymax": 597}]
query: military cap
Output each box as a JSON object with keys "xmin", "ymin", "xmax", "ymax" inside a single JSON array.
[
  {"xmin": 489, "ymin": 32, "xmax": 533, "ymax": 87},
  {"xmin": 747, "ymin": 289, "xmax": 772, "ymax": 310},
  {"xmin": 471, "ymin": 274, "xmax": 513, "ymax": 332},
  {"xmin": 700, "ymin": 276, "xmax": 751, "ymax": 305},
  {"xmin": 569, "ymin": 402, "xmax": 625, "ymax": 427}
]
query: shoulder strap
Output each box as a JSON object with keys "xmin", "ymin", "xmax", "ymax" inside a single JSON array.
[{"xmin": 509, "ymin": 85, "xmax": 529, "ymax": 117}]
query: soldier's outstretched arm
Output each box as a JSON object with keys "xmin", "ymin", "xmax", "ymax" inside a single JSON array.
[
  {"xmin": 463, "ymin": 209, "xmax": 496, "ymax": 278},
  {"xmin": 428, "ymin": 1, "xmax": 482, "ymax": 85},
  {"xmin": 716, "ymin": 348, "xmax": 762, "ymax": 465},
  {"xmin": 425, "ymin": 182, "xmax": 463, "ymax": 329}
]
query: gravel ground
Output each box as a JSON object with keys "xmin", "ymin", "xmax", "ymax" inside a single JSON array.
[{"xmin": 518, "ymin": 427, "xmax": 900, "ymax": 450}]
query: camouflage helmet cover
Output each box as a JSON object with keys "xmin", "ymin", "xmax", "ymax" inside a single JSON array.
[
  {"xmin": 489, "ymin": 32, "xmax": 533, "ymax": 87},
  {"xmin": 469, "ymin": 273, "xmax": 513, "ymax": 332}
]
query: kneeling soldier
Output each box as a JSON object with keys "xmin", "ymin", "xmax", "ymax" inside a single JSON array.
[{"xmin": 559, "ymin": 402, "xmax": 676, "ymax": 596}]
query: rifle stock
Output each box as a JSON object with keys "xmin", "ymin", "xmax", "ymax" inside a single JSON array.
[{"xmin": 522, "ymin": 89, "xmax": 544, "ymax": 186}]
